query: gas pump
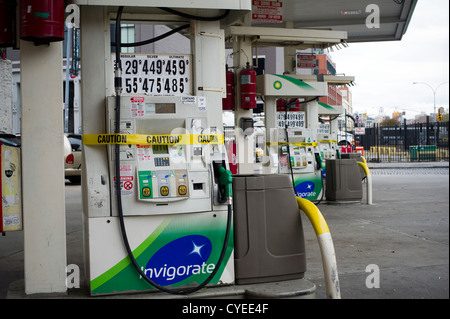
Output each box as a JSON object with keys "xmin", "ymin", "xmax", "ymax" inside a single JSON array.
[
  {"xmin": 81, "ymin": 5, "xmax": 238, "ymax": 296},
  {"xmin": 84, "ymin": 88, "xmax": 234, "ymax": 296},
  {"xmin": 317, "ymin": 102, "xmax": 343, "ymax": 161},
  {"xmin": 88, "ymin": 95, "xmax": 234, "ymax": 295},
  {"xmin": 257, "ymin": 74, "xmax": 328, "ymax": 201}
]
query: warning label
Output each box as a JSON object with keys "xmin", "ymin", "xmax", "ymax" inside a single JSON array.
[
  {"xmin": 113, "ymin": 164, "xmax": 134, "ymax": 196},
  {"xmin": 114, "ymin": 175, "xmax": 134, "ymax": 196},
  {"xmin": 130, "ymin": 97, "xmax": 145, "ymax": 118},
  {"xmin": 137, "ymin": 145, "xmax": 151, "ymax": 161},
  {"xmin": 252, "ymin": 0, "xmax": 283, "ymax": 23}
]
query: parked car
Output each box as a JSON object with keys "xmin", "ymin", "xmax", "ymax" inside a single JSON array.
[{"xmin": 64, "ymin": 134, "xmax": 82, "ymax": 184}]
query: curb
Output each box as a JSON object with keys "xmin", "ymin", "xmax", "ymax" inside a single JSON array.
[{"xmin": 367, "ymin": 162, "xmax": 449, "ymax": 169}]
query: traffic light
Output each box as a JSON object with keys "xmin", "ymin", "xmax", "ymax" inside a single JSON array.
[{"xmin": 437, "ymin": 108, "xmax": 443, "ymax": 121}]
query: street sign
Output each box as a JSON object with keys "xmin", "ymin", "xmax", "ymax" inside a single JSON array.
[{"xmin": 355, "ymin": 127, "xmax": 365, "ymax": 135}]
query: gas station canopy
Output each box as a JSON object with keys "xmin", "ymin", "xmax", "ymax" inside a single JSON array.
[
  {"xmin": 253, "ymin": 0, "xmax": 418, "ymax": 43},
  {"xmin": 72, "ymin": 0, "xmax": 418, "ymax": 43}
]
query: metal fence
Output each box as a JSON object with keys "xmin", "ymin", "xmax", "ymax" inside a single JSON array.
[{"xmin": 356, "ymin": 121, "xmax": 449, "ymax": 163}]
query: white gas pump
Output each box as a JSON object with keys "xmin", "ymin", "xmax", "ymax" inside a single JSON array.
[
  {"xmin": 256, "ymin": 73, "xmax": 355, "ymax": 202},
  {"xmin": 295, "ymin": 74, "xmax": 355, "ymax": 162},
  {"xmin": 81, "ymin": 5, "xmax": 242, "ymax": 296},
  {"xmin": 83, "ymin": 95, "xmax": 233, "ymax": 296},
  {"xmin": 317, "ymin": 102, "xmax": 344, "ymax": 160},
  {"xmin": 257, "ymin": 74, "xmax": 328, "ymax": 201}
]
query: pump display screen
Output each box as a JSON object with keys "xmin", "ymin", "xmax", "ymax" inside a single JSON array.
[
  {"xmin": 153, "ymin": 145, "xmax": 169, "ymax": 154},
  {"xmin": 145, "ymin": 103, "xmax": 176, "ymax": 114},
  {"xmin": 156, "ymin": 103, "xmax": 176, "ymax": 114}
]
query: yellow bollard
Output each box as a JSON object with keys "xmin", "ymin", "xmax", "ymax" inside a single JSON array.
[
  {"xmin": 296, "ymin": 197, "xmax": 341, "ymax": 299},
  {"xmin": 357, "ymin": 162, "xmax": 372, "ymax": 205}
]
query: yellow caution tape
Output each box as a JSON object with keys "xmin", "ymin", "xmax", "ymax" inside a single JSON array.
[
  {"xmin": 318, "ymin": 139, "xmax": 338, "ymax": 144},
  {"xmin": 266, "ymin": 141, "xmax": 318, "ymax": 147},
  {"xmin": 83, "ymin": 134, "xmax": 224, "ymax": 145}
]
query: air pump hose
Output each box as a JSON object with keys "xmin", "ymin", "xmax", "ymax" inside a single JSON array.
[{"xmin": 114, "ymin": 6, "xmax": 233, "ymax": 295}]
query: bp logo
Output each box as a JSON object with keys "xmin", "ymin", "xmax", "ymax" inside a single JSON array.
[
  {"xmin": 273, "ymin": 81, "xmax": 282, "ymax": 90},
  {"xmin": 295, "ymin": 181, "xmax": 317, "ymax": 199},
  {"xmin": 143, "ymin": 235, "xmax": 214, "ymax": 286}
]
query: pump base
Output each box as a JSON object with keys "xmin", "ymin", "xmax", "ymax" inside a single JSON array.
[
  {"xmin": 325, "ymin": 200, "xmax": 361, "ymax": 205},
  {"xmin": 8, "ymin": 278, "xmax": 316, "ymax": 299},
  {"xmin": 85, "ymin": 211, "xmax": 234, "ymax": 296}
]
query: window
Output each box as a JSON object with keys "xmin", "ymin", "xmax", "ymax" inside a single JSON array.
[
  {"xmin": 121, "ymin": 24, "xmax": 135, "ymax": 53},
  {"xmin": 111, "ymin": 24, "xmax": 135, "ymax": 53}
]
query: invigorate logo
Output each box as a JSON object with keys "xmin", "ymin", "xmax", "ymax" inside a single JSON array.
[
  {"xmin": 295, "ymin": 181, "xmax": 317, "ymax": 199},
  {"xmin": 140, "ymin": 235, "xmax": 215, "ymax": 286}
]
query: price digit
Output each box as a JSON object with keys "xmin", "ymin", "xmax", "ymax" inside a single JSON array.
[
  {"xmin": 156, "ymin": 60, "xmax": 163, "ymax": 74},
  {"xmin": 172, "ymin": 78, "xmax": 178, "ymax": 92},
  {"xmin": 179, "ymin": 78, "xmax": 184, "ymax": 93},
  {"xmin": 125, "ymin": 78, "xmax": 131, "ymax": 93},
  {"xmin": 164, "ymin": 78, "xmax": 171, "ymax": 93},
  {"xmin": 142, "ymin": 60, "xmax": 149, "ymax": 74},
  {"xmin": 179, "ymin": 60, "xmax": 185, "ymax": 75},
  {"xmin": 156, "ymin": 78, "xmax": 161, "ymax": 93},
  {"xmin": 171, "ymin": 60, "xmax": 177, "ymax": 75},
  {"xmin": 165, "ymin": 60, "xmax": 171, "ymax": 75}
]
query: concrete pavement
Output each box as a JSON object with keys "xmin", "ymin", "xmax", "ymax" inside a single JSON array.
[
  {"xmin": 306, "ymin": 167, "xmax": 449, "ymax": 299},
  {"xmin": 1, "ymin": 162, "xmax": 448, "ymax": 299}
]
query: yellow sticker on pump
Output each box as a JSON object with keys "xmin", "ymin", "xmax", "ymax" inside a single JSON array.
[{"xmin": 83, "ymin": 134, "xmax": 224, "ymax": 145}]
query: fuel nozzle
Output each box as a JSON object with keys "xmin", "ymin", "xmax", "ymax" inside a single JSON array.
[
  {"xmin": 219, "ymin": 166, "xmax": 233, "ymax": 205},
  {"xmin": 315, "ymin": 153, "xmax": 325, "ymax": 171}
]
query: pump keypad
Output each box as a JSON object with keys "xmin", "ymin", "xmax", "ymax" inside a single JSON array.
[{"xmin": 154, "ymin": 157, "xmax": 170, "ymax": 167}]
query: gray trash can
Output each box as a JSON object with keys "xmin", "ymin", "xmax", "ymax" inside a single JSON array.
[
  {"xmin": 325, "ymin": 159, "xmax": 363, "ymax": 203},
  {"xmin": 341, "ymin": 153, "xmax": 365, "ymax": 179},
  {"xmin": 232, "ymin": 174, "xmax": 306, "ymax": 285}
]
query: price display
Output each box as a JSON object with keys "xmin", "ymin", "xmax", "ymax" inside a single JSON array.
[{"xmin": 115, "ymin": 54, "xmax": 192, "ymax": 96}]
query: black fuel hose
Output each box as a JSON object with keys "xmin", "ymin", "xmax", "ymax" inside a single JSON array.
[
  {"xmin": 158, "ymin": 7, "xmax": 230, "ymax": 21},
  {"xmin": 114, "ymin": 6, "xmax": 233, "ymax": 295},
  {"xmin": 112, "ymin": 24, "xmax": 190, "ymax": 48}
]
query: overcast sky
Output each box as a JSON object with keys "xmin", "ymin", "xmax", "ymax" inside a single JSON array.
[{"xmin": 329, "ymin": 0, "xmax": 449, "ymax": 119}]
